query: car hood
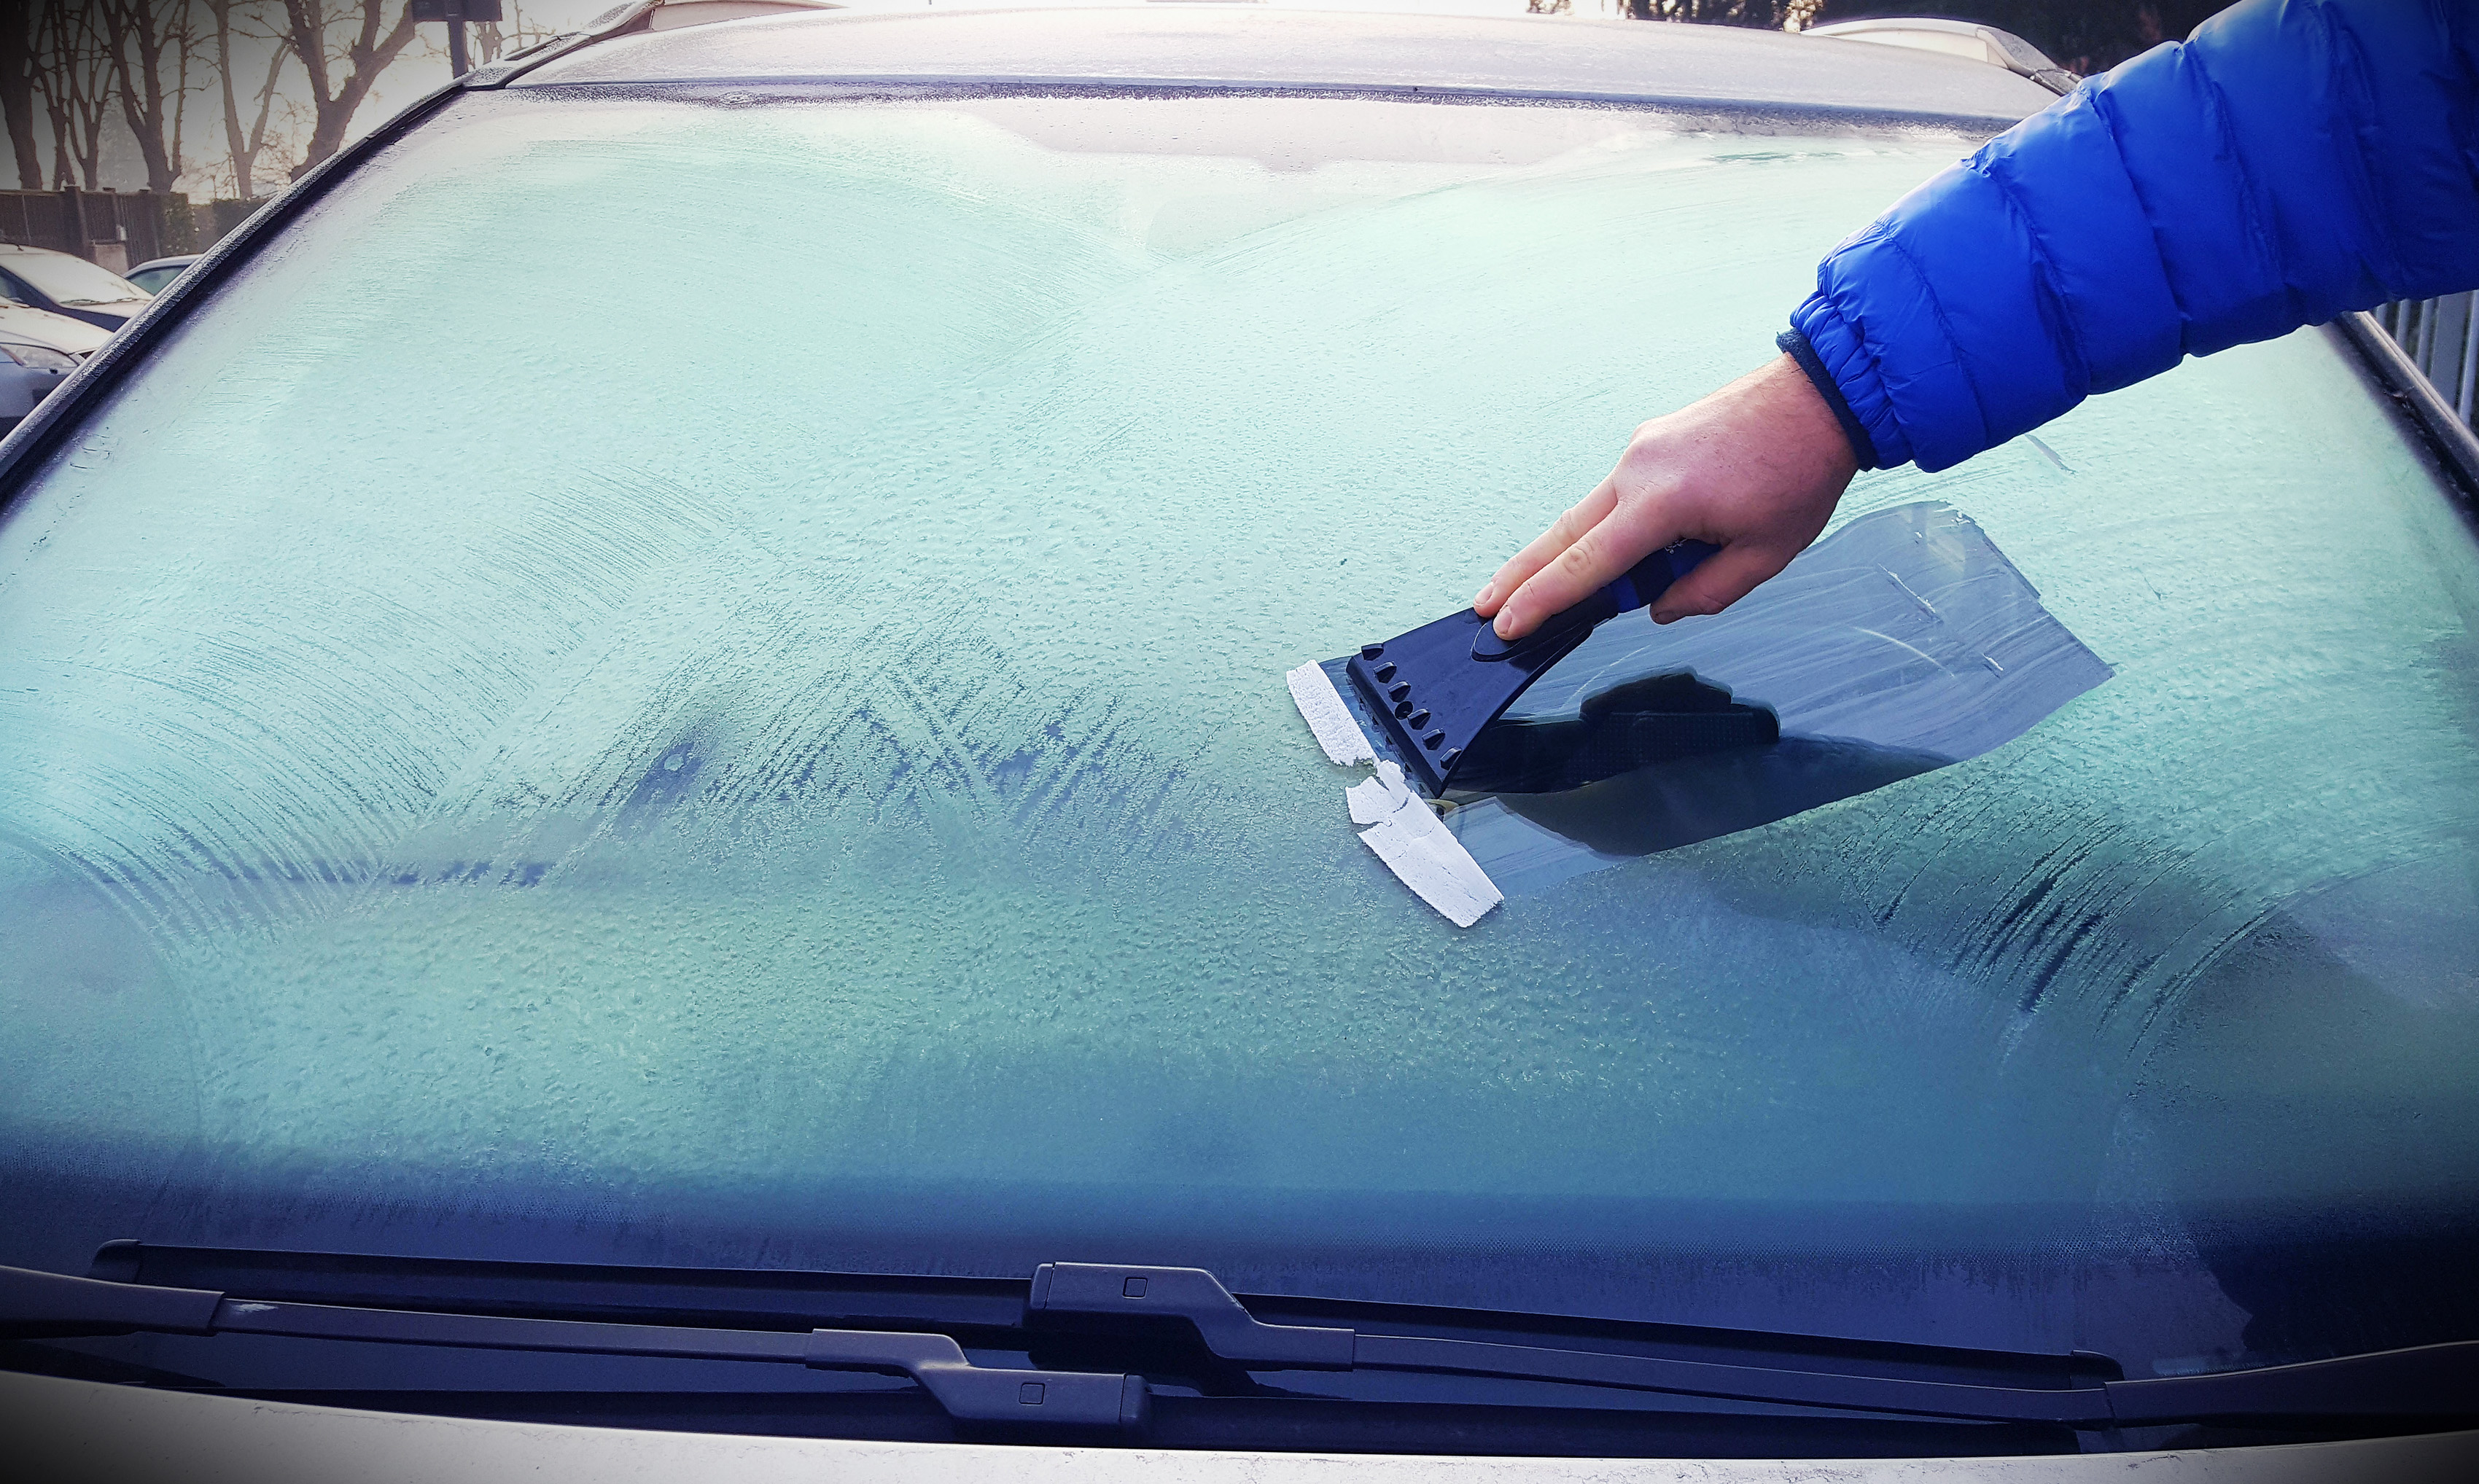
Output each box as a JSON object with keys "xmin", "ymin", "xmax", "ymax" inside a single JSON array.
[
  {"xmin": 0, "ymin": 302, "xmax": 112, "ymax": 354},
  {"xmin": 62, "ymin": 297, "xmax": 148, "ymax": 320}
]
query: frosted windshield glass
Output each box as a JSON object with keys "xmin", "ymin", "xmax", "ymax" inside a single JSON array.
[{"xmin": 4, "ymin": 92, "xmax": 2475, "ymax": 1375}]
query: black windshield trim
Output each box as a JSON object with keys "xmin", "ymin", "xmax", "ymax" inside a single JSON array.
[{"xmin": 2332, "ymin": 313, "xmax": 2479, "ymax": 513}]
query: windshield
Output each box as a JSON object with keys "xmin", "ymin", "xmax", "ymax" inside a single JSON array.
[
  {"xmin": 3, "ymin": 88, "xmax": 2476, "ymax": 1399},
  {"xmin": 3, "ymin": 251, "xmax": 145, "ymax": 305}
]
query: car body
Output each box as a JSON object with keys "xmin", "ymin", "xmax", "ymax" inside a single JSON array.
[
  {"xmin": 0, "ymin": 300, "xmax": 106, "ymax": 434},
  {"xmin": 121, "ymin": 255, "xmax": 198, "ymax": 297},
  {"xmin": 1, "ymin": 5, "xmax": 2475, "ymax": 1481},
  {"xmin": 0, "ymin": 243, "xmax": 151, "ymax": 330}
]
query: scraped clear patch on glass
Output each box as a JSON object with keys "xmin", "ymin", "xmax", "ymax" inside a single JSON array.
[{"xmin": 1311, "ymin": 501, "xmax": 2112, "ymax": 897}]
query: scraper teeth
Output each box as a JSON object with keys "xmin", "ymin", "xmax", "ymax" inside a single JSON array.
[{"xmin": 1342, "ymin": 607, "xmax": 1538, "ymax": 798}]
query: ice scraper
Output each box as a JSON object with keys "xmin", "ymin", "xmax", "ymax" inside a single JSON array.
[{"xmin": 1293, "ymin": 539, "xmax": 1724, "ymax": 797}]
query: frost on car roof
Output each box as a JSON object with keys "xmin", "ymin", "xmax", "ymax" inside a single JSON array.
[{"xmin": 514, "ymin": 7, "xmax": 2061, "ymax": 124}]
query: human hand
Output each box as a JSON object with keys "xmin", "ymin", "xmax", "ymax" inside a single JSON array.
[{"xmin": 1472, "ymin": 354, "xmax": 1861, "ymax": 640}]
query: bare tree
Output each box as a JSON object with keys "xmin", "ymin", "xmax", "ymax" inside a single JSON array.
[
  {"xmin": 100, "ymin": 0, "xmax": 202, "ymax": 194},
  {"xmin": 0, "ymin": 1, "xmax": 38, "ymax": 188},
  {"xmin": 32, "ymin": 0, "xmax": 66, "ymax": 187},
  {"xmin": 34, "ymin": 0, "xmax": 116, "ymax": 190},
  {"xmin": 472, "ymin": 1, "xmax": 559, "ymax": 67},
  {"xmin": 1622, "ymin": 0, "xmax": 1800, "ymax": 22},
  {"xmin": 205, "ymin": 0, "xmax": 291, "ymax": 199},
  {"xmin": 276, "ymin": 0, "xmax": 415, "ymax": 179},
  {"xmin": 253, "ymin": 89, "xmax": 308, "ymax": 183}
]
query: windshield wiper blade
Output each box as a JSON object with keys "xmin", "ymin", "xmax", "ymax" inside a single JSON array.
[
  {"xmin": 28, "ymin": 1249, "xmax": 2479, "ymax": 1432},
  {"xmin": 83, "ymin": 1239, "xmax": 2078, "ymax": 1379},
  {"xmin": 79, "ymin": 1241, "xmax": 2110, "ymax": 1402},
  {"xmin": 21, "ymin": 1259, "xmax": 2095, "ymax": 1426},
  {"xmin": 1027, "ymin": 1262, "xmax": 2479, "ymax": 1427},
  {"xmin": 0, "ymin": 1265, "xmax": 1148, "ymax": 1430},
  {"xmin": 1032, "ymin": 1262, "xmax": 2116, "ymax": 1424}
]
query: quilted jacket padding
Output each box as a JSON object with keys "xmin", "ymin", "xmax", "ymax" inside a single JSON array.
[{"xmin": 1790, "ymin": 0, "xmax": 2479, "ymax": 471}]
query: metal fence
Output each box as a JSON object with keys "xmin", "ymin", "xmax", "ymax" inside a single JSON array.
[
  {"xmin": 2374, "ymin": 294, "xmax": 2479, "ymax": 429},
  {"xmin": 0, "ymin": 191, "xmax": 265, "ymax": 271},
  {"xmin": 0, "ymin": 190, "xmax": 191, "ymax": 267}
]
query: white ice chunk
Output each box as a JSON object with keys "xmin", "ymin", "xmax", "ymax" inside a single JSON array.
[
  {"xmin": 1286, "ymin": 660, "xmax": 1377, "ymax": 766},
  {"xmin": 1345, "ymin": 762, "xmax": 1502, "ymax": 929}
]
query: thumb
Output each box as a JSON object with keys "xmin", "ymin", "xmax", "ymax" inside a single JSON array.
[{"xmin": 1647, "ymin": 542, "xmax": 1795, "ymax": 624}]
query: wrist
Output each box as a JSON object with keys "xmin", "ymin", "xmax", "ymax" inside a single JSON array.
[{"xmin": 1772, "ymin": 330, "xmax": 1876, "ymax": 471}]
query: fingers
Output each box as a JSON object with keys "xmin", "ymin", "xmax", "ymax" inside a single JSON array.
[
  {"xmin": 1473, "ymin": 478, "xmax": 1616, "ymax": 621},
  {"xmin": 1494, "ymin": 503, "xmax": 1667, "ymax": 640},
  {"xmin": 1472, "ymin": 356, "xmax": 1856, "ymax": 644},
  {"xmin": 1646, "ymin": 540, "xmax": 1796, "ymax": 624}
]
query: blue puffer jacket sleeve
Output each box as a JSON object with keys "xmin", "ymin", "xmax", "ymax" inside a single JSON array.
[{"xmin": 1788, "ymin": 0, "xmax": 2479, "ymax": 472}]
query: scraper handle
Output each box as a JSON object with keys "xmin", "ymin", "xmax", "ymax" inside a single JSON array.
[
  {"xmin": 1471, "ymin": 539, "xmax": 1719, "ymax": 660},
  {"xmin": 1610, "ymin": 539, "xmax": 1721, "ymax": 614}
]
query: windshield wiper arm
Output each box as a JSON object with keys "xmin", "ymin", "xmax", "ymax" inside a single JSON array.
[
  {"xmin": 0, "ymin": 1265, "xmax": 1148, "ymax": 1430},
  {"xmin": 1034, "ymin": 1262, "xmax": 2117, "ymax": 1423},
  {"xmin": 23, "ymin": 1259, "xmax": 2096, "ymax": 1425},
  {"xmin": 1025, "ymin": 1262, "xmax": 2478, "ymax": 1427},
  {"xmin": 22, "ymin": 1251, "xmax": 2478, "ymax": 1432}
]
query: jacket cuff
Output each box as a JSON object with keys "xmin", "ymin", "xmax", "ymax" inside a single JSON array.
[
  {"xmin": 1774, "ymin": 327, "xmax": 1878, "ymax": 471},
  {"xmin": 1788, "ymin": 290, "xmax": 1912, "ymax": 469}
]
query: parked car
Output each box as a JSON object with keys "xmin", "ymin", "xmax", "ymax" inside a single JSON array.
[
  {"xmin": 1, "ymin": 4, "xmax": 2475, "ymax": 1481},
  {"xmin": 121, "ymin": 254, "xmax": 198, "ymax": 297},
  {"xmin": 0, "ymin": 300, "xmax": 106, "ymax": 435},
  {"xmin": 0, "ymin": 243, "xmax": 153, "ymax": 329}
]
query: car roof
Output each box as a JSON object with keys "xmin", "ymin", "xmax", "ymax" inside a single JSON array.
[
  {"xmin": 129, "ymin": 256, "xmax": 200, "ymax": 273},
  {"xmin": 511, "ymin": 6, "xmax": 2058, "ymax": 125}
]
